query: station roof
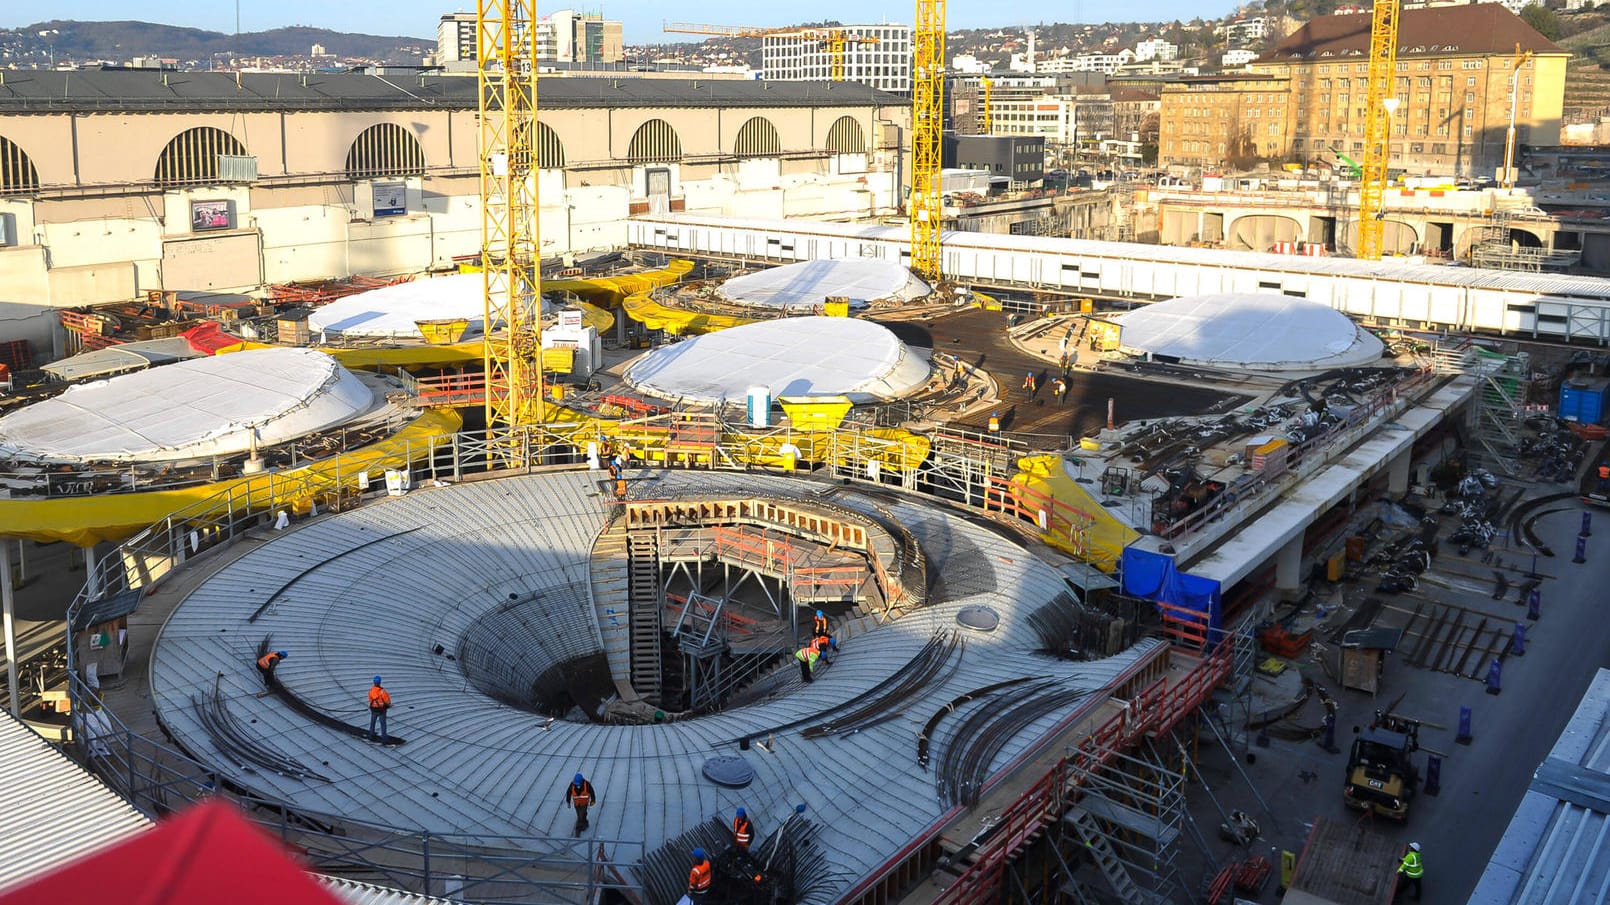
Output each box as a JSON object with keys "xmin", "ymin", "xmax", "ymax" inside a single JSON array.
[
  {"xmin": 1261, "ymin": 4, "xmax": 1564, "ymax": 62},
  {"xmin": 1471, "ymin": 668, "xmax": 1610, "ymax": 904},
  {"xmin": 0, "ymin": 70, "xmax": 905, "ymax": 113}
]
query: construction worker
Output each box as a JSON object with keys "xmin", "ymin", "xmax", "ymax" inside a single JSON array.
[
  {"xmin": 367, "ymin": 676, "xmax": 391, "ymax": 743},
  {"xmin": 688, "ymin": 849, "xmax": 713, "ymax": 905},
  {"xmin": 255, "ymin": 650, "xmax": 287, "ymax": 689},
  {"xmin": 987, "ymin": 412, "xmax": 1001, "ymax": 435},
  {"xmin": 1600, "ymin": 462, "xmax": 1609, "ymax": 490},
  {"xmin": 564, "ymin": 772, "xmax": 597, "ymax": 835},
  {"xmin": 795, "ymin": 641, "xmax": 823, "ymax": 683},
  {"xmin": 1022, "ymin": 371, "xmax": 1037, "ymax": 396},
  {"xmin": 812, "ymin": 610, "xmax": 829, "ymax": 636},
  {"xmin": 732, "ymin": 807, "xmax": 754, "ymax": 852},
  {"xmin": 1396, "ymin": 842, "xmax": 1423, "ymax": 901},
  {"xmin": 1052, "ymin": 377, "xmax": 1068, "ymax": 406},
  {"xmin": 813, "ymin": 631, "xmax": 838, "ymax": 658}
]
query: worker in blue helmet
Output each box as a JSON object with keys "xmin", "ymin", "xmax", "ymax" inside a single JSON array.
[
  {"xmin": 812, "ymin": 609, "xmax": 828, "ymax": 635},
  {"xmin": 688, "ymin": 848, "xmax": 713, "ymax": 903},
  {"xmin": 563, "ymin": 771, "xmax": 597, "ymax": 836},
  {"xmin": 732, "ymin": 807, "xmax": 754, "ymax": 851}
]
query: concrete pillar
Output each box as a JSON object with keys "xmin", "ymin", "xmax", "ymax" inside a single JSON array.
[
  {"xmin": 1275, "ymin": 535, "xmax": 1305, "ymax": 592},
  {"xmin": 0, "ymin": 541, "xmax": 18, "ymax": 718},
  {"xmin": 1388, "ymin": 450, "xmax": 1412, "ymax": 498}
]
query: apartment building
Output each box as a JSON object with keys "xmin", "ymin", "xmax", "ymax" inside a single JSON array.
[{"xmin": 1158, "ymin": 73, "xmax": 1293, "ymax": 168}]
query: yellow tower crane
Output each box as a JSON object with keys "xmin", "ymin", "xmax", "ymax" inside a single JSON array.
[
  {"xmin": 909, "ymin": 0, "xmax": 946, "ymax": 281},
  {"xmin": 478, "ymin": 0, "xmax": 544, "ymax": 436},
  {"xmin": 981, "ymin": 76, "xmax": 993, "ymax": 134},
  {"xmin": 662, "ymin": 22, "xmax": 881, "ymax": 82},
  {"xmin": 1356, "ymin": 0, "xmax": 1401, "ymax": 261}
]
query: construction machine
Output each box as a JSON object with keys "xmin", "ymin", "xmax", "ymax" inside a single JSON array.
[{"xmin": 1342, "ymin": 712, "xmax": 1421, "ymax": 820}]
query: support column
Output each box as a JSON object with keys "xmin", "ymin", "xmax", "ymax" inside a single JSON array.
[
  {"xmin": 1388, "ymin": 450, "xmax": 1412, "ymax": 498},
  {"xmin": 1, "ymin": 541, "xmax": 19, "ymax": 718},
  {"xmin": 1275, "ymin": 535, "xmax": 1305, "ymax": 593}
]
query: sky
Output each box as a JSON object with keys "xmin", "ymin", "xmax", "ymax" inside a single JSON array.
[{"xmin": 1, "ymin": 1, "xmax": 1229, "ymax": 46}]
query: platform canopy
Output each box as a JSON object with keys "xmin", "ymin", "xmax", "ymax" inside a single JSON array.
[
  {"xmin": 0, "ymin": 348, "xmax": 378, "ymax": 464},
  {"xmin": 623, "ymin": 316, "xmax": 931, "ymax": 404},
  {"xmin": 308, "ymin": 273, "xmax": 502, "ymax": 341},
  {"xmin": 718, "ymin": 259, "xmax": 930, "ymax": 311},
  {"xmin": 1116, "ymin": 293, "xmax": 1384, "ymax": 372}
]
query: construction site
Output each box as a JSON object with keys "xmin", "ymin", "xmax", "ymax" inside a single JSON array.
[{"xmin": 4, "ymin": 3, "xmax": 1610, "ymax": 905}]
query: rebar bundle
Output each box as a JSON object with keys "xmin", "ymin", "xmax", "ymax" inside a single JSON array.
[
  {"xmin": 801, "ymin": 630, "xmax": 961, "ymax": 739},
  {"xmin": 191, "ymin": 674, "xmax": 330, "ymax": 782},
  {"xmin": 934, "ymin": 684, "xmax": 1093, "ymax": 807},
  {"xmin": 638, "ymin": 811, "xmax": 839, "ymax": 905},
  {"xmin": 916, "ymin": 676, "xmax": 1047, "ymax": 770}
]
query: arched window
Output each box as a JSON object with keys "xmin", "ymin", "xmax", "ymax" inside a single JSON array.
[
  {"xmin": 626, "ymin": 119, "xmax": 682, "ymax": 164},
  {"xmin": 826, "ymin": 116, "xmax": 867, "ymax": 155},
  {"xmin": 733, "ymin": 116, "xmax": 781, "ymax": 157},
  {"xmin": 537, "ymin": 122, "xmax": 565, "ymax": 169},
  {"xmin": 346, "ymin": 123, "xmax": 426, "ymax": 180},
  {"xmin": 0, "ymin": 135, "xmax": 39, "ymax": 195},
  {"xmin": 154, "ymin": 127, "xmax": 247, "ymax": 186}
]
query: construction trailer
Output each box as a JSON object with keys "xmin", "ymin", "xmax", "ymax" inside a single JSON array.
[{"xmin": 1284, "ymin": 816, "xmax": 1401, "ymax": 905}]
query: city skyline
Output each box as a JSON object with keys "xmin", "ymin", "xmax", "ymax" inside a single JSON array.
[{"xmin": 1, "ymin": 1, "xmax": 1240, "ymax": 47}]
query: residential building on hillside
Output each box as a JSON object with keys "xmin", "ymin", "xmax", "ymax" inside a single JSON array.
[
  {"xmin": 1218, "ymin": 17, "xmax": 1270, "ymax": 48},
  {"xmin": 1255, "ymin": 3, "xmax": 1566, "ymax": 176},
  {"xmin": 1224, "ymin": 50, "xmax": 1258, "ymax": 68},
  {"xmin": 1135, "ymin": 39, "xmax": 1179, "ymax": 63},
  {"xmin": 763, "ymin": 25, "xmax": 912, "ymax": 92},
  {"xmin": 1158, "ymin": 73, "xmax": 1292, "ymax": 168}
]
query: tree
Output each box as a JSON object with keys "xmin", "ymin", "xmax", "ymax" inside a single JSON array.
[{"xmin": 1520, "ymin": 3, "xmax": 1561, "ymax": 40}]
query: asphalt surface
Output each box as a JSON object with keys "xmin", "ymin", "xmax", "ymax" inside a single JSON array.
[
  {"xmin": 1174, "ymin": 486, "xmax": 1610, "ymax": 905},
  {"xmin": 876, "ymin": 308, "xmax": 1248, "ymax": 440}
]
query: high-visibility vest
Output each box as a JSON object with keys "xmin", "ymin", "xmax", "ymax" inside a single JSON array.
[
  {"xmin": 795, "ymin": 646, "xmax": 819, "ymax": 665},
  {"xmin": 257, "ymin": 653, "xmax": 281, "ymax": 670},
  {"xmin": 569, "ymin": 781, "xmax": 594, "ymax": 807},
  {"xmin": 988, "ymin": 414, "xmax": 1000, "ymax": 433},
  {"xmin": 1399, "ymin": 851, "xmax": 1423, "ymax": 879},
  {"xmin": 733, "ymin": 816, "xmax": 753, "ymax": 847},
  {"xmin": 813, "ymin": 615, "xmax": 828, "ymax": 635},
  {"xmin": 369, "ymin": 686, "xmax": 391, "ymax": 710},
  {"xmin": 1600, "ymin": 465, "xmax": 1608, "ymax": 480},
  {"xmin": 689, "ymin": 861, "xmax": 713, "ymax": 892}
]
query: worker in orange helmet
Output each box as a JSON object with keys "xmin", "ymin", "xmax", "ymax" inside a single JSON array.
[{"xmin": 688, "ymin": 848, "xmax": 714, "ymax": 904}]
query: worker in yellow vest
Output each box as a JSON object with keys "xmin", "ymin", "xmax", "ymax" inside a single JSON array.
[
  {"xmin": 1396, "ymin": 842, "xmax": 1423, "ymax": 900},
  {"xmin": 987, "ymin": 412, "xmax": 1000, "ymax": 435}
]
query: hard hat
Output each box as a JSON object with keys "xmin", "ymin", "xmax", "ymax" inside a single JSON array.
[
  {"xmin": 373, "ymin": 676, "xmax": 383, "ymax": 685},
  {"xmin": 574, "ymin": 773, "xmax": 585, "ymax": 784},
  {"xmin": 1409, "ymin": 842, "xmax": 1421, "ymax": 852},
  {"xmin": 736, "ymin": 807, "xmax": 746, "ymax": 818},
  {"xmin": 692, "ymin": 848, "xmax": 707, "ymax": 860},
  {"xmin": 816, "ymin": 610, "xmax": 824, "ymax": 618},
  {"xmin": 276, "ymin": 651, "xmax": 288, "ymax": 659}
]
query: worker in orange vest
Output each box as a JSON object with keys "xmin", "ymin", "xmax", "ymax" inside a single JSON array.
[
  {"xmin": 795, "ymin": 641, "xmax": 824, "ymax": 683},
  {"xmin": 732, "ymin": 807, "xmax": 754, "ymax": 852},
  {"xmin": 564, "ymin": 772, "xmax": 597, "ymax": 836},
  {"xmin": 688, "ymin": 849, "xmax": 713, "ymax": 904},
  {"xmin": 812, "ymin": 610, "xmax": 829, "ymax": 636},
  {"xmin": 367, "ymin": 676, "xmax": 391, "ymax": 743},
  {"xmin": 988, "ymin": 412, "xmax": 1001, "ymax": 434},
  {"xmin": 255, "ymin": 650, "xmax": 287, "ymax": 689}
]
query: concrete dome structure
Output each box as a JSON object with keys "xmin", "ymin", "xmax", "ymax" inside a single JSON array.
[
  {"xmin": 1116, "ymin": 293, "xmax": 1384, "ymax": 372},
  {"xmin": 623, "ymin": 316, "xmax": 931, "ymax": 404},
  {"xmin": 717, "ymin": 259, "xmax": 930, "ymax": 311}
]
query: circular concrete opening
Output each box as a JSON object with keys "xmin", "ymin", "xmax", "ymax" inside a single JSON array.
[{"xmin": 455, "ymin": 587, "xmax": 614, "ymax": 721}]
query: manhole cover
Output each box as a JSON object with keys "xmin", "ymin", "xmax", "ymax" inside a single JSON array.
[
  {"xmin": 702, "ymin": 755, "xmax": 756, "ymax": 788},
  {"xmin": 956, "ymin": 606, "xmax": 1000, "ymax": 631}
]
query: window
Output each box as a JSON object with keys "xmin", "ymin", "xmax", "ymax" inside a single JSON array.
[
  {"xmin": 154, "ymin": 127, "xmax": 247, "ymax": 186},
  {"xmin": 1465, "ymin": 91, "xmax": 1475, "ymax": 102},
  {"xmin": 1416, "ymin": 77, "xmax": 1431, "ymax": 88},
  {"xmin": 1268, "ymin": 123, "xmax": 1280, "ymax": 136},
  {"xmin": 0, "ymin": 134, "xmax": 39, "ymax": 195},
  {"xmin": 1464, "ymin": 124, "xmax": 1474, "ymax": 136},
  {"xmin": 733, "ymin": 116, "xmax": 781, "ymax": 157},
  {"xmin": 1415, "ymin": 125, "xmax": 1428, "ymax": 137},
  {"xmin": 626, "ymin": 119, "xmax": 683, "ymax": 163},
  {"xmin": 826, "ymin": 116, "xmax": 867, "ymax": 154},
  {"xmin": 345, "ymin": 123, "xmax": 426, "ymax": 180},
  {"xmin": 1436, "ymin": 125, "xmax": 1450, "ymax": 137},
  {"xmin": 1410, "ymin": 142, "xmax": 1425, "ymax": 153}
]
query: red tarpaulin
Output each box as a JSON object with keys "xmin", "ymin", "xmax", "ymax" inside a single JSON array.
[
  {"xmin": 181, "ymin": 321, "xmax": 243, "ymax": 355},
  {"xmin": 0, "ymin": 800, "xmax": 347, "ymax": 905}
]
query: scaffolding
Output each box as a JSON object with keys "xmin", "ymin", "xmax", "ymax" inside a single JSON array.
[
  {"xmin": 1470, "ymin": 211, "xmax": 1580, "ymax": 272},
  {"xmin": 1467, "ymin": 349, "xmax": 1533, "ymax": 477}
]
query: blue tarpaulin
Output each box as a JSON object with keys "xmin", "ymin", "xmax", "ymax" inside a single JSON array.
[{"xmin": 1121, "ymin": 547, "xmax": 1223, "ymax": 629}]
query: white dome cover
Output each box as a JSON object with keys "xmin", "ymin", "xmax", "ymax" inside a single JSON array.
[
  {"xmin": 718, "ymin": 259, "xmax": 930, "ymax": 310},
  {"xmin": 1116, "ymin": 293, "xmax": 1384, "ymax": 371},
  {"xmin": 309, "ymin": 273, "xmax": 496, "ymax": 340},
  {"xmin": 0, "ymin": 348, "xmax": 379, "ymax": 463},
  {"xmin": 624, "ymin": 316, "xmax": 931, "ymax": 404}
]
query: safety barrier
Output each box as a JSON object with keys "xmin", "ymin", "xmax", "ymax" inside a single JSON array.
[{"xmin": 982, "ymin": 474, "xmax": 1098, "ymax": 563}]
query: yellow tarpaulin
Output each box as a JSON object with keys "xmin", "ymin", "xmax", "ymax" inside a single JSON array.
[
  {"xmin": 223, "ymin": 341, "xmax": 485, "ymax": 368},
  {"xmin": 0, "ymin": 408, "xmax": 463, "ymax": 546},
  {"xmin": 1010, "ymin": 454, "xmax": 1138, "ymax": 571},
  {"xmin": 622, "ymin": 292, "xmax": 758, "ymax": 335}
]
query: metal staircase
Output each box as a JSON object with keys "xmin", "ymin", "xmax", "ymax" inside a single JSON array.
[
  {"xmin": 1063, "ymin": 808, "xmax": 1164, "ymax": 905},
  {"xmin": 627, "ymin": 531, "xmax": 664, "ymax": 704}
]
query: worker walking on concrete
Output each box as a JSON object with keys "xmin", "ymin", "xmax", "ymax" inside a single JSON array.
[
  {"xmin": 367, "ymin": 676, "xmax": 391, "ymax": 743},
  {"xmin": 1022, "ymin": 371, "xmax": 1037, "ymax": 397},
  {"xmin": 732, "ymin": 807, "xmax": 754, "ymax": 852},
  {"xmin": 1396, "ymin": 842, "xmax": 1423, "ymax": 901},
  {"xmin": 564, "ymin": 772, "xmax": 597, "ymax": 836},
  {"xmin": 688, "ymin": 849, "xmax": 714, "ymax": 904},
  {"xmin": 255, "ymin": 650, "xmax": 287, "ymax": 690}
]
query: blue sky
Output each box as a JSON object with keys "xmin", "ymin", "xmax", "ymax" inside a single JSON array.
[{"xmin": 2, "ymin": 1, "xmax": 1227, "ymax": 45}]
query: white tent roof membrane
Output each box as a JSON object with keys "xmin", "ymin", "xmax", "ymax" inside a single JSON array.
[
  {"xmin": 309, "ymin": 273, "xmax": 496, "ymax": 340},
  {"xmin": 718, "ymin": 259, "xmax": 930, "ymax": 310},
  {"xmin": 1116, "ymin": 293, "xmax": 1385, "ymax": 371},
  {"xmin": 624, "ymin": 316, "xmax": 931, "ymax": 404},
  {"xmin": 0, "ymin": 348, "xmax": 379, "ymax": 464}
]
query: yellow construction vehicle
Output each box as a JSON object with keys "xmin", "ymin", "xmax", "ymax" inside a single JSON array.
[{"xmin": 1343, "ymin": 712, "xmax": 1421, "ymax": 820}]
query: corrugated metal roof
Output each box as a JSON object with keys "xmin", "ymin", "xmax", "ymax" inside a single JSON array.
[
  {"xmin": 0, "ymin": 713, "xmax": 151, "ymax": 891},
  {"xmin": 0, "ymin": 70, "xmax": 903, "ymax": 113},
  {"xmin": 0, "ymin": 714, "xmax": 453, "ymax": 903},
  {"xmin": 642, "ymin": 213, "xmax": 1610, "ymax": 301},
  {"xmin": 1471, "ymin": 668, "xmax": 1610, "ymax": 903}
]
